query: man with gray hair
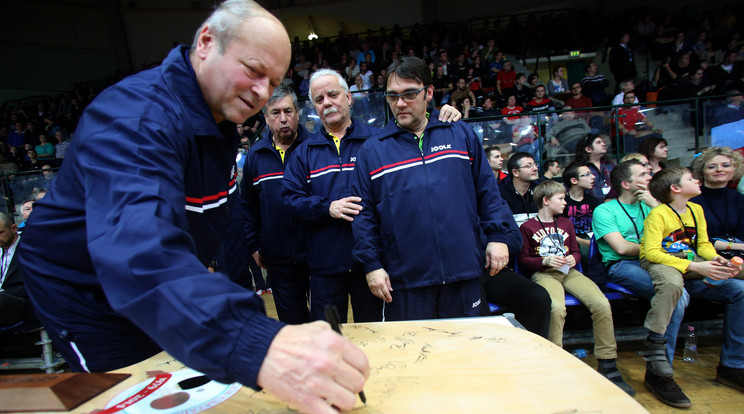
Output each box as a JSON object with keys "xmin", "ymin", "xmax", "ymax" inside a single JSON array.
[
  {"xmin": 20, "ymin": 2, "xmax": 369, "ymax": 412},
  {"xmin": 240, "ymin": 84, "xmax": 310, "ymax": 324},
  {"xmin": 283, "ymin": 68, "xmax": 461, "ymax": 322}
]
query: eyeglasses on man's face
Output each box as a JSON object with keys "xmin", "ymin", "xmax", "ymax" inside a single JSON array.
[
  {"xmin": 519, "ymin": 163, "xmax": 537, "ymax": 169},
  {"xmin": 384, "ymin": 86, "xmax": 427, "ymax": 103}
]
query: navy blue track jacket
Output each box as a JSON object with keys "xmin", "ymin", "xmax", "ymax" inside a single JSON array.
[
  {"xmin": 281, "ymin": 120, "xmax": 378, "ymax": 275},
  {"xmin": 351, "ymin": 113, "xmax": 521, "ymax": 290},
  {"xmin": 19, "ymin": 46, "xmax": 284, "ymax": 387},
  {"xmin": 240, "ymin": 126, "xmax": 308, "ymax": 264}
]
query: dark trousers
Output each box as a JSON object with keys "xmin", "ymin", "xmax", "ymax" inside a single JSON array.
[
  {"xmin": 309, "ymin": 270, "xmax": 382, "ymax": 323},
  {"xmin": 268, "ymin": 262, "xmax": 310, "ymax": 325},
  {"xmin": 0, "ymin": 292, "xmax": 27, "ymax": 325},
  {"xmin": 481, "ymin": 269, "xmax": 551, "ymax": 338},
  {"xmin": 383, "ymin": 278, "xmax": 482, "ymax": 321},
  {"xmin": 249, "ymin": 255, "xmax": 267, "ymax": 291}
]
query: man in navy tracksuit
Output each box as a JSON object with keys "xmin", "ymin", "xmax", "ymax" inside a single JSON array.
[
  {"xmin": 283, "ymin": 69, "xmax": 462, "ymax": 322},
  {"xmin": 241, "ymin": 84, "xmax": 309, "ymax": 324},
  {"xmin": 282, "ymin": 69, "xmax": 383, "ymax": 323},
  {"xmin": 351, "ymin": 57, "xmax": 522, "ymax": 321},
  {"xmin": 17, "ymin": 3, "xmax": 370, "ymax": 412}
]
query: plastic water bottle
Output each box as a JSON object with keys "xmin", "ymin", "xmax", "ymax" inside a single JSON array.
[
  {"xmin": 570, "ymin": 349, "xmax": 588, "ymax": 359},
  {"xmin": 683, "ymin": 326, "xmax": 698, "ymax": 363}
]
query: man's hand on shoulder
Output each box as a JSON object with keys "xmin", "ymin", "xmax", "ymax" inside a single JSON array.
[
  {"xmin": 366, "ymin": 268, "xmax": 393, "ymax": 303},
  {"xmin": 257, "ymin": 321, "xmax": 369, "ymax": 413},
  {"xmin": 438, "ymin": 104, "xmax": 462, "ymax": 123}
]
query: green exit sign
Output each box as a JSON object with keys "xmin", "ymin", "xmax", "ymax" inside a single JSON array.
[{"xmin": 569, "ymin": 50, "xmax": 581, "ymax": 57}]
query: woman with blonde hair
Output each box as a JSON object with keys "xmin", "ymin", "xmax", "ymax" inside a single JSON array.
[{"xmin": 690, "ymin": 146, "xmax": 744, "ymax": 258}]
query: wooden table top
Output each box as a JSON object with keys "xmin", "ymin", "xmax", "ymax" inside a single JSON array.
[{"xmin": 8, "ymin": 316, "xmax": 648, "ymax": 413}]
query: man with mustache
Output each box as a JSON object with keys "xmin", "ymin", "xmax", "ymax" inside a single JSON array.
[{"xmin": 283, "ymin": 68, "xmax": 461, "ymax": 322}]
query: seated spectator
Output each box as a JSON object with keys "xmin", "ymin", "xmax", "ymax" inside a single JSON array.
[
  {"xmin": 595, "ymin": 159, "xmax": 691, "ymax": 407},
  {"xmin": 54, "ymin": 130, "xmax": 70, "ymax": 160},
  {"xmin": 432, "ymin": 65, "xmax": 451, "ymax": 107},
  {"xmin": 457, "ymin": 96, "xmax": 473, "ymax": 119},
  {"xmin": 499, "ymin": 152, "xmax": 539, "ymax": 227},
  {"xmin": 581, "ymin": 62, "xmax": 611, "ymax": 105},
  {"xmin": 561, "ymin": 163, "xmax": 599, "ymax": 257},
  {"xmin": 547, "ymin": 107, "xmax": 590, "ymax": 155},
  {"xmin": 675, "ymin": 66, "xmax": 714, "ymax": 99},
  {"xmin": 477, "ymin": 96, "xmax": 500, "ymax": 117},
  {"xmin": 374, "ymin": 73, "xmax": 385, "ymax": 89},
  {"xmin": 34, "ymin": 134, "xmax": 55, "ymax": 160},
  {"xmin": 480, "ymin": 39, "xmax": 499, "ymax": 64},
  {"xmin": 500, "ymin": 94, "xmax": 523, "ymax": 120},
  {"xmin": 450, "ymin": 78, "xmax": 476, "ymax": 108},
  {"xmin": 621, "ymin": 152, "xmax": 652, "ymax": 171},
  {"xmin": 642, "ymin": 167, "xmax": 744, "ymax": 396},
  {"xmin": 487, "ymin": 51, "xmax": 506, "ymax": 80},
  {"xmin": 612, "ymin": 80, "xmax": 639, "ymax": 106},
  {"xmin": 713, "ymin": 50, "xmax": 741, "ymax": 93},
  {"xmin": 653, "ymin": 55, "xmax": 678, "ymax": 90},
  {"xmin": 7, "ymin": 122, "xmax": 26, "ymax": 150},
  {"xmin": 639, "ymin": 137, "xmax": 668, "ymax": 175},
  {"xmin": 511, "ymin": 116, "xmax": 540, "ymax": 161},
  {"xmin": 358, "ymin": 62, "xmax": 374, "ymax": 90},
  {"xmin": 546, "ymin": 66, "xmax": 569, "ymax": 97},
  {"xmin": 519, "ymin": 180, "xmax": 634, "ymax": 396},
  {"xmin": 526, "ymin": 85, "xmax": 553, "ymax": 113},
  {"xmin": 497, "ymin": 61, "xmax": 517, "ymax": 95},
  {"xmin": 344, "ymin": 59, "xmax": 359, "ymax": 83},
  {"xmin": 574, "ymin": 134, "xmax": 614, "ymax": 201},
  {"xmin": 527, "ymin": 73, "xmax": 542, "ymax": 97},
  {"xmin": 614, "ymin": 91, "xmax": 663, "ymax": 152},
  {"xmin": 541, "ymin": 160, "xmax": 562, "ymax": 183},
  {"xmin": 485, "ymin": 146, "xmax": 508, "ymax": 183},
  {"xmin": 713, "ymin": 90, "xmax": 744, "ymax": 127},
  {"xmin": 22, "ymin": 150, "xmax": 43, "ymax": 172},
  {"xmin": 691, "ymin": 147, "xmax": 744, "ymax": 264},
  {"xmin": 565, "ymin": 83, "xmax": 593, "ymax": 111},
  {"xmin": 0, "ymin": 212, "xmax": 33, "ymax": 326},
  {"xmin": 510, "ymin": 73, "xmax": 532, "ymax": 107}
]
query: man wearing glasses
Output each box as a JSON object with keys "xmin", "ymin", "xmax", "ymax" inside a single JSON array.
[
  {"xmin": 282, "ymin": 68, "xmax": 461, "ymax": 322},
  {"xmin": 500, "ymin": 152, "xmax": 540, "ymax": 227},
  {"xmin": 351, "ymin": 57, "xmax": 521, "ymax": 321}
]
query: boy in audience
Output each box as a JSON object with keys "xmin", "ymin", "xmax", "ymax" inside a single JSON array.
[
  {"xmin": 594, "ymin": 160, "xmax": 690, "ymax": 408},
  {"xmin": 519, "ymin": 180, "xmax": 635, "ymax": 396},
  {"xmin": 642, "ymin": 167, "xmax": 744, "ymax": 394},
  {"xmin": 561, "ymin": 163, "xmax": 599, "ymax": 262}
]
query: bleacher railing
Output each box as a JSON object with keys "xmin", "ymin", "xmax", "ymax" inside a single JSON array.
[{"xmin": 4, "ymin": 92, "xmax": 741, "ymax": 219}]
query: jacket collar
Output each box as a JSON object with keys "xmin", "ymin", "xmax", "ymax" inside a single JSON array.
[
  {"xmin": 378, "ymin": 109, "xmax": 445, "ymax": 140},
  {"xmin": 254, "ymin": 124, "xmax": 309, "ymax": 152},
  {"xmin": 161, "ymin": 46, "xmax": 227, "ymax": 138},
  {"xmin": 308, "ymin": 119, "xmax": 367, "ymax": 145}
]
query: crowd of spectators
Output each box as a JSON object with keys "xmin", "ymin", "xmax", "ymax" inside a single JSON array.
[{"xmin": 1, "ymin": 4, "xmax": 743, "ymax": 213}]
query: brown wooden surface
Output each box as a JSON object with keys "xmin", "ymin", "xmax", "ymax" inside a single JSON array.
[
  {"xmin": 0, "ymin": 373, "xmax": 130, "ymax": 412},
  {"xmin": 2, "ymin": 317, "xmax": 646, "ymax": 414}
]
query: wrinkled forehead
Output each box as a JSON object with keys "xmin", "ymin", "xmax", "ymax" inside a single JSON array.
[{"xmin": 310, "ymin": 75, "xmax": 343, "ymax": 99}]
